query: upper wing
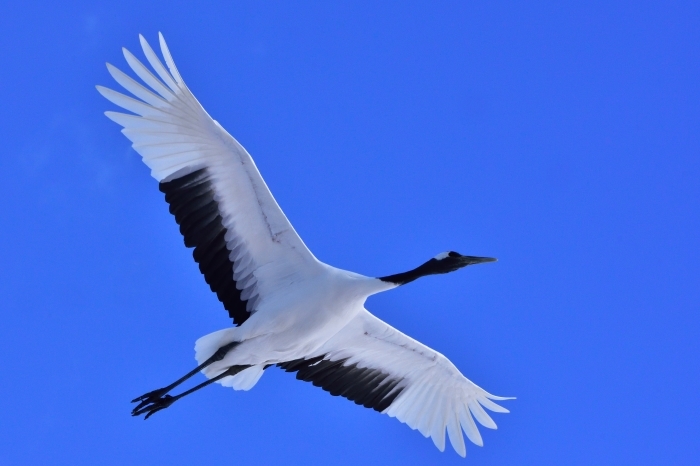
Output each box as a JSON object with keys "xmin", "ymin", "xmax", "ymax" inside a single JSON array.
[
  {"xmin": 278, "ymin": 310, "xmax": 512, "ymax": 457},
  {"xmin": 98, "ymin": 33, "xmax": 321, "ymax": 325}
]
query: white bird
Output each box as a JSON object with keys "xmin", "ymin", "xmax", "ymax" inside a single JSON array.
[{"xmin": 97, "ymin": 33, "xmax": 512, "ymax": 457}]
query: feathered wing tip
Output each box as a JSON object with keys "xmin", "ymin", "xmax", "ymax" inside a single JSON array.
[
  {"xmin": 384, "ymin": 383, "xmax": 514, "ymax": 458},
  {"xmin": 97, "ymin": 32, "xmax": 185, "ymax": 112},
  {"xmin": 105, "ymin": 33, "xmax": 184, "ymax": 101},
  {"xmin": 96, "ymin": 33, "xmax": 212, "ymax": 181},
  {"xmin": 119, "ymin": 46, "xmax": 175, "ymax": 101},
  {"xmin": 138, "ymin": 33, "xmax": 179, "ymax": 93},
  {"xmin": 158, "ymin": 32, "xmax": 184, "ymax": 85}
]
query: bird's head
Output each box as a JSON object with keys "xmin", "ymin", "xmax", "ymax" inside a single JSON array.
[{"xmin": 427, "ymin": 251, "xmax": 497, "ymax": 274}]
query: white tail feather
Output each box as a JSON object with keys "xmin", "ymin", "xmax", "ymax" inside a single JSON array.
[
  {"xmin": 194, "ymin": 329, "xmax": 266, "ymax": 391},
  {"xmin": 220, "ymin": 365, "xmax": 266, "ymax": 391},
  {"xmin": 194, "ymin": 328, "xmax": 232, "ymax": 365}
]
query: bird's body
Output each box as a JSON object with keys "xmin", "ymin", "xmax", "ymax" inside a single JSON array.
[
  {"xmin": 202, "ymin": 267, "xmax": 392, "ymax": 369},
  {"xmin": 98, "ymin": 33, "xmax": 512, "ymax": 457}
]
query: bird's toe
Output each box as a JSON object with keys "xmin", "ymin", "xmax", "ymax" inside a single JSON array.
[{"xmin": 132, "ymin": 394, "xmax": 176, "ymax": 418}]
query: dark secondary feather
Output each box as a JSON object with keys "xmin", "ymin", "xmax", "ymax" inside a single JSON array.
[
  {"xmin": 159, "ymin": 168, "xmax": 251, "ymax": 326},
  {"xmin": 278, "ymin": 356, "xmax": 406, "ymax": 412}
]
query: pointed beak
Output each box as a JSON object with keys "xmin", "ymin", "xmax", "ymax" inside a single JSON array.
[{"xmin": 460, "ymin": 256, "xmax": 498, "ymax": 266}]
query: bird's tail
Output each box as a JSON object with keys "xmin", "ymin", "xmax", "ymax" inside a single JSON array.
[{"xmin": 194, "ymin": 329, "xmax": 266, "ymax": 391}]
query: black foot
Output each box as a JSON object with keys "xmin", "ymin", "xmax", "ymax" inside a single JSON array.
[
  {"xmin": 131, "ymin": 387, "xmax": 171, "ymax": 414},
  {"xmin": 132, "ymin": 394, "xmax": 177, "ymax": 419}
]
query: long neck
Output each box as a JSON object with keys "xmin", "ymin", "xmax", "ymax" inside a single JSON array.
[{"xmin": 379, "ymin": 261, "xmax": 435, "ymax": 286}]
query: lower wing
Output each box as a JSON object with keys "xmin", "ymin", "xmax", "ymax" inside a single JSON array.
[{"xmin": 278, "ymin": 309, "xmax": 512, "ymax": 457}]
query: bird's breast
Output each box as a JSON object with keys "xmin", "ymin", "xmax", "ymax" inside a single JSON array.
[{"xmin": 232, "ymin": 273, "xmax": 371, "ymax": 362}]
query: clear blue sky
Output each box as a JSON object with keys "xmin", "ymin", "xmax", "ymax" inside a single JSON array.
[{"xmin": 1, "ymin": 1, "xmax": 699, "ymax": 464}]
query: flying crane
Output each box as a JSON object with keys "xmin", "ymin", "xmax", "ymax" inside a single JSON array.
[{"xmin": 97, "ymin": 33, "xmax": 512, "ymax": 457}]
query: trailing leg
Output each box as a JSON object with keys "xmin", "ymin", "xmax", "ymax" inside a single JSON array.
[
  {"xmin": 131, "ymin": 341, "xmax": 239, "ymax": 414},
  {"xmin": 133, "ymin": 364, "xmax": 250, "ymax": 419}
]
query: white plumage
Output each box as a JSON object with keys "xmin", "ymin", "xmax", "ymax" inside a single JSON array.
[{"xmin": 98, "ymin": 33, "xmax": 512, "ymax": 457}]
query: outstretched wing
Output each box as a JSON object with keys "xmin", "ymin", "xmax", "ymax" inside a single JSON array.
[
  {"xmin": 278, "ymin": 310, "xmax": 512, "ymax": 457},
  {"xmin": 98, "ymin": 33, "xmax": 321, "ymax": 325}
]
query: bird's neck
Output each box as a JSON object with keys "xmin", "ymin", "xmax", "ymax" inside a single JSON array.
[{"xmin": 378, "ymin": 261, "xmax": 435, "ymax": 286}]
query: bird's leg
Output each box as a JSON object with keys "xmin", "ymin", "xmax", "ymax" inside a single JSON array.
[
  {"xmin": 132, "ymin": 365, "xmax": 250, "ymax": 419},
  {"xmin": 131, "ymin": 341, "xmax": 239, "ymax": 413}
]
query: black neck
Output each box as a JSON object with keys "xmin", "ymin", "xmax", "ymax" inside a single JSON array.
[{"xmin": 379, "ymin": 261, "xmax": 436, "ymax": 286}]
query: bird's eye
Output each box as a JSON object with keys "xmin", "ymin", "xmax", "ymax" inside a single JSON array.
[{"xmin": 448, "ymin": 251, "xmax": 460, "ymax": 258}]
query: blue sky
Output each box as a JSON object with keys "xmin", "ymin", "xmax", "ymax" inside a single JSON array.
[{"xmin": 1, "ymin": 1, "xmax": 699, "ymax": 464}]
